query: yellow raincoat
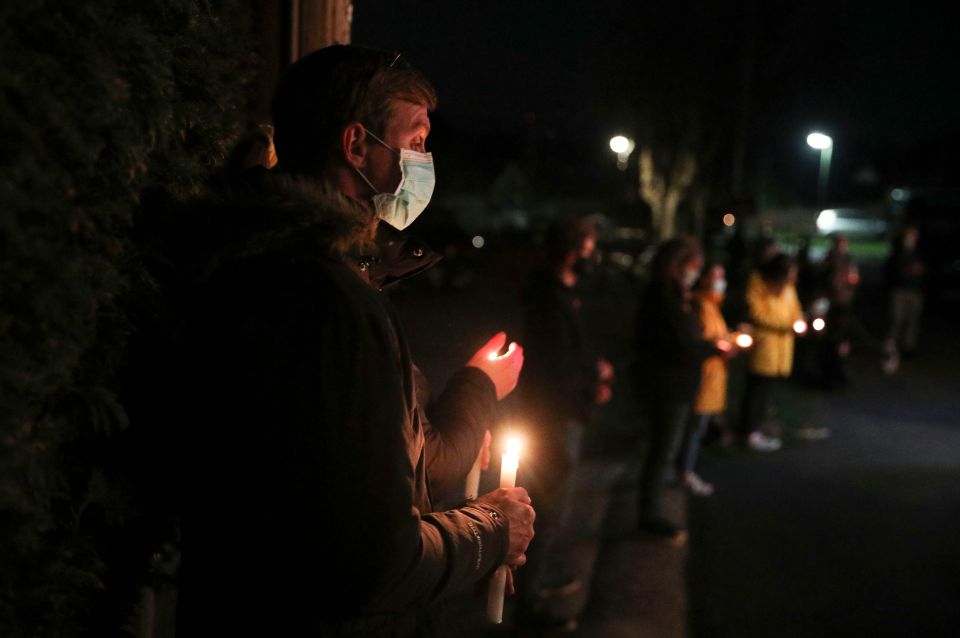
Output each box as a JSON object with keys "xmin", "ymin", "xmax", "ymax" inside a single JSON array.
[
  {"xmin": 746, "ymin": 271, "xmax": 803, "ymax": 377},
  {"xmin": 692, "ymin": 292, "xmax": 729, "ymax": 415}
]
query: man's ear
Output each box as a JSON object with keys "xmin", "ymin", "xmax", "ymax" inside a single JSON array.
[{"xmin": 341, "ymin": 122, "xmax": 368, "ymax": 169}]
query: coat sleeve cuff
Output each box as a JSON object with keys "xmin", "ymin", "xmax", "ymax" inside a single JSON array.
[{"xmin": 420, "ymin": 502, "xmax": 510, "ymax": 600}]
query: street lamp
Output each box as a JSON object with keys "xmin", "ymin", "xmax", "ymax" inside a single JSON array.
[
  {"xmin": 609, "ymin": 135, "xmax": 635, "ymax": 171},
  {"xmin": 806, "ymin": 132, "xmax": 833, "ymax": 204}
]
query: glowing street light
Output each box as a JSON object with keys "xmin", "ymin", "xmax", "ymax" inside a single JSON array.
[
  {"xmin": 806, "ymin": 132, "xmax": 833, "ymax": 150},
  {"xmin": 806, "ymin": 131, "xmax": 833, "ymax": 204},
  {"xmin": 609, "ymin": 135, "xmax": 635, "ymax": 171}
]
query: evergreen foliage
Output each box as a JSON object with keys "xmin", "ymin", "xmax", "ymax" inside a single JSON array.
[{"xmin": 0, "ymin": 1, "xmax": 253, "ymax": 634}]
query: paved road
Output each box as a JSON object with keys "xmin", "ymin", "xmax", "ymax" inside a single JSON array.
[
  {"xmin": 688, "ymin": 291, "xmax": 960, "ymax": 637},
  {"xmin": 396, "ymin": 248, "xmax": 960, "ymax": 637}
]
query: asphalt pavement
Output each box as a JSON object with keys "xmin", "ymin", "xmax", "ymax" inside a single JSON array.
[
  {"xmin": 397, "ymin": 247, "xmax": 960, "ymax": 638},
  {"xmin": 687, "ymin": 308, "xmax": 960, "ymax": 638}
]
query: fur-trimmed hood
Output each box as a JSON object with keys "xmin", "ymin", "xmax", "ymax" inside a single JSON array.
[
  {"xmin": 202, "ymin": 169, "xmax": 379, "ymax": 268},
  {"xmin": 154, "ymin": 168, "xmax": 439, "ymax": 289}
]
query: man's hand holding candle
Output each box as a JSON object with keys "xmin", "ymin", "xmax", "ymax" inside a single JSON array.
[
  {"xmin": 475, "ymin": 487, "xmax": 536, "ymax": 568},
  {"xmin": 467, "ymin": 332, "xmax": 524, "ymax": 400}
]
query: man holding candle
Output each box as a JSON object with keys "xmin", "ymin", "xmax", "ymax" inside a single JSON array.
[{"xmin": 174, "ymin": 46, "xmax": 534, "ymax": 636}]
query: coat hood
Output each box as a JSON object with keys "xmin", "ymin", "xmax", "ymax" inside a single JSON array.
[
  {"xmin": 203, "ymin": 168, "xmax": 379, "ymax": 268},
  {"xmin": 160, "ymin": 168, "xmax": 440, "ymax": 289}
]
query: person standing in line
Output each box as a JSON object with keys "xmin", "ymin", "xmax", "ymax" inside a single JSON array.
[
  {"xmin": 739, "ymin": 254, "xmax": 805, "ymax": 451},
  {"xmin": 512, "ymin": 217, "xmax": 613, "ymax": 627},
  {"xmin": 818, "ymin": 234, "xmax": 859, "ymax": 389},
  {"xmin": 173, "ymin": 46, "xmax": 535, "ymax": 637},
  {"xmin": 679, "ymin": 263, "xmax": 739, "ymax": 497},
  {"xmin": 885, "ymin": 225, "xmax": 925, "ymax": 360},
  {"xmin": 634, "ymin": 237, "xmax": 730, "ymax": 539}
]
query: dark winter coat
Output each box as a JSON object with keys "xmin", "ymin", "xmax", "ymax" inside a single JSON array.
[
  {"xmin": 634, "ymin": 282, "xmax": 718, "ymax": 404},
  {"xmin": 173, "ymin": 171, "xmax": 508, "ymax": 637},
  {"xmin": 514, "ymin": 267, "xmax": 599, "ymax": 496},
  {"xmin": 885, "ymin": 244, "xmax": 924, "ymax": 291}
]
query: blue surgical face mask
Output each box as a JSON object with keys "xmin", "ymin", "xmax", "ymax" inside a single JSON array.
[
  {"xmin": 682, "ymin": 268, "xmax": 700, "ymax": 289},
  {"xmin": 354, "ymin": 128, "xmax": 435, "ymax": 231},
  {"xmin": 712, "ymin": 279, "xmax": 728, "ymax": 294}
]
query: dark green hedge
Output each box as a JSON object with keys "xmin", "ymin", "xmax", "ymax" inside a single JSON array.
[{"xmin": 0, "ymin": 1, "xmax": 253, "ymax": 634}]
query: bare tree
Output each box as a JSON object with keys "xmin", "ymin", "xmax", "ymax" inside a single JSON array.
[{"xmin": 638, "ymin": 147, "xmax": 697, "ymax": 240}]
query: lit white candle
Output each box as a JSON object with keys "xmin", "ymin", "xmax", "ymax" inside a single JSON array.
[
  {"xmin": 499, "ymin": 437, "xmax": 520, "ymax": 489},
  {"xmin": 487, "ymin": 436, "xmax": 522, "ymax": 624}
]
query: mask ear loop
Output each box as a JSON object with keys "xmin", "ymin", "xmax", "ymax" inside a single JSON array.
[
  {"xmin": 361, "ymin": 126, "xmax": 397, "ymax": 155},
  {"xmin": 352, "ymin": 125, "xmax": 394, "ymax": 195},
  {"xmin": 353, "ymin": 165, "xmax": 380, "ymax": 195}
]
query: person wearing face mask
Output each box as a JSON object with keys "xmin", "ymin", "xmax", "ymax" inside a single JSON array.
[
  {"xmin": 633, "ymin": 237, "xmax": 730, "ymax": 539},
  {"xmin": 170, "ymin": 46, "xmax": 535, "ymax": 637},
  {"xmin": 677, "ymin": 264, "xmax": 740, "ymax": 497},
  {"xmin": 511, "ymin": 217, "xmax": 613, "ymax": 628}
]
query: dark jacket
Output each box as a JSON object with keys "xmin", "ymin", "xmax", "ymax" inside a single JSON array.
[
  {"xmin": 885, "ymin": 244, "xmax": 924, "ymax": 292},
  {"xmin": 634, "ymin": 282, "xmax": 717, "ymax": 404},
  {"xmin": 173, "ymin": 172, "xmax": 508, "ymax": 636},
  {"xmin": 517, "ymin": 268, "xmax": 599, "ymax": 422},
  {"xmin": 514, "ymin": 267, "xmax": 598, "ymax": 492}
]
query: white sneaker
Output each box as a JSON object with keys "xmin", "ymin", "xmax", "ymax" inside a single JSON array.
[
  {"xmin": 684, "ymin": 472, "xmax": 715, "ymax": 497},
  {"xmin": 747, "ymin": 431, "xmax": 782, "ymax": 452}
]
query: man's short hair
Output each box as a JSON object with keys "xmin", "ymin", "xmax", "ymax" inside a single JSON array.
[{"xmin": 271, "ymin": 45, "xmax": 437, "ymax": 173}]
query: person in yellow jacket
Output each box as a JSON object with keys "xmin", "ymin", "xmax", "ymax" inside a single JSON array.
[
  {"xmin": 739, "ymin": 253, "xmax": 803, "ymax": 451},
  {"xmin": 679, "ymin": 264, "xmax": 743, "ymax": 496}
]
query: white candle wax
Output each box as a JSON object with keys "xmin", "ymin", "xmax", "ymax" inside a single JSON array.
[
  {"xmin": 487, "ymin": 437, "xmax": 521, "ymax": 624},
  {"xmin": 464, "ymin": 458, "xmax": 481, "ymax": 500},
  {"xmin": 499, "ymin": 451, "xmax": 519, "ymax": 489},
  {"xmin": 486, "ymin": 565, "xmax": 509, "ymax": 623}
]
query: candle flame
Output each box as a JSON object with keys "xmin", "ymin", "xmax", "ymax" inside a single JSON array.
[
  {"xmin": 735, "ymin": 333, "xmax": 753, "ymax": 348},
  {"xmin": 794, "ymin": 320, "xmax": 808, "ymax": 335},
  {"xmin": 506, "ymin": 437, "xmax": 522, "ymax": 457},
  {"xmin": 812, "ymin": 318, "xmax": 826, "ymax": 332},
  {"xmin": 488, "ymin": 342, "xmax": 517, "ymax": 361}
]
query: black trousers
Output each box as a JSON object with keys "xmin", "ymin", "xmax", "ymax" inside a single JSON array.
[
  {"xmin": 638, "ymin": 399, "xmax": 690, "ymax": 521},
  {"xmin": 739, "ymin": 373, "xmax": 782, "ymax": 435}
]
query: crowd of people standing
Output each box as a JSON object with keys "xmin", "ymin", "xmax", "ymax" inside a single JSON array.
[{"xmin": 128, "ymin": 42, "xmax": 932, "ymax": 637}]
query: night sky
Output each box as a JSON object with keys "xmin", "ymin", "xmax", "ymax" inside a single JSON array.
[{"xmin": 353, "ymin": 1, "xmax": 960, "ymax": 205}]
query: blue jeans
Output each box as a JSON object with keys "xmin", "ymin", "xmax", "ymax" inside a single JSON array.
[{"xmin": 679, "ymin": 413, "xmax": 713, "ymax": 474}]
